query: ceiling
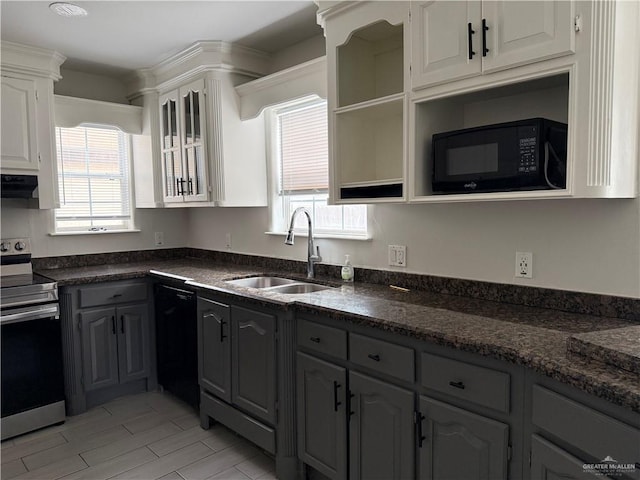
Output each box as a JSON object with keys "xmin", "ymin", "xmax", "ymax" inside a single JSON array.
[{"xmin": 0, "ymin": 1, "xmax": 322, "ymax": 77}]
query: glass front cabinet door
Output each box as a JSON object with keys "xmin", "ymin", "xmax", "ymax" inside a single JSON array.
[{"xmin": 159, "ymin": 78, "xmax": 208, "ymax": 203}]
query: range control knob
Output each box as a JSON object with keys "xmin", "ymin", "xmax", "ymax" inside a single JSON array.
[
  {"xmin": 14, "ymin": 241, "xmax": 26, "ymax": 251},
  {"xmin": 0, "ymin": 242, "xmax": 11, "ymax": 252}
]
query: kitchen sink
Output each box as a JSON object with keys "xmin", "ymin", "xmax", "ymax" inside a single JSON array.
[
  {"xmin": 225, "ymin": 276, "xmax": 334, "ymax": 294},
  {"xmin": 225, "ymin": 276, "xmax": 298, "ymax": 288},
  {"xmin": 267, "ymin": 283, "xmax": 333, "ymax": 294}
]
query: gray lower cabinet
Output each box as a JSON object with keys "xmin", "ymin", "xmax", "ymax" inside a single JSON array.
[
  {"xmin": 231, "ymin": 305, "xmax": 276, "ymax": 423},
  {"xmin": 296, "ymin": 352, "xmax": 347, "ymax": 480},
  {"xmin": 198, "ymin": 298, "xmax": 231, "ymax": 402},
  {"xmin": 418, "ymin": 396, "xmax": 509, "ymax": 480},
  {"xmin": 198, "ymin": 298, "xmax": 276, "ymax": 425},
  {"xmin": 349, "ymin": 371, "xmax": 415, "ymax": 480},
  {"xmin": 80, "ymin": 303, "xmax": 151, "ymax": 392},
  {"xmin": 530, "ymin": 435, "xmax": 599, "ymax": 480},
  {"xmin": 60, "ymin": 279, "xmax": 155, "ymax": 414}
]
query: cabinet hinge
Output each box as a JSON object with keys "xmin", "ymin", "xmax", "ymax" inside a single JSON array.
[
  {"xmin": 38, "ymin": 153, "xmax": 42, "ymax": 163},
  {"xmin": 507, "ymin": 444, "xmax": 512, "ymax": 461},
  {"xmin": 35, "ymin": 90, "xmax": 39, "ymax": 101},
  {"xmin": 574, "ymin": 15, "xmax": 582, "ymax": 32}
]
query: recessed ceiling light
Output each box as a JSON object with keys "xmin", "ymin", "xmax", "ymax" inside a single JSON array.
[{"xmin": 49, "ymin": 2, "xmax": 88, "ymax": 17}]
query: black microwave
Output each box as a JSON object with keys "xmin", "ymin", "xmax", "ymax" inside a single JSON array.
[{"xmin": 431, "ymin": 118, "xmax": 567, "ymax": 194}]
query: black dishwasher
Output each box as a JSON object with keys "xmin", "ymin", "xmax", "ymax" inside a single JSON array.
[{"xmin": 154, "ymin": 284, "xmax": 199, "ymax": 408}]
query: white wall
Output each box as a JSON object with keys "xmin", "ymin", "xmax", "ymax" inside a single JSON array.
[
  {"xmin": 0, "ymin": 202, "xmax": 188, "ymax": 258},
  {"xmin": 55, "ymin": 68, "xmax": 130, "ymax": 104},
  {"xmin": 187, "ymin": 199, "xmax": 640, "ymax": 298}
]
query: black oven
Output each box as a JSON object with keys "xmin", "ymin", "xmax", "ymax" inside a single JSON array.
[
  {"xmin": 432, "ymin": 118, "xmax": 567, "ymax": 194},
  {"xmin": 1, "ymin": 238, "xmax": 65, "ymax": 440}
]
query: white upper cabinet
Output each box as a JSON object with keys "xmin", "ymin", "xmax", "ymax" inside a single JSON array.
[
  {"xmin": 482, "ymin": 1, "xmax": 575, "ymax": 72},
  {"xmin": 127, "ymin": 42, "xmax": 271, "ymax": 208},
  {"xmin": 159, "ymin": 79, "xmax": 208, "ymax": 203},
  {"xmin": 318, "ymin": 1, "xmax": 410, "ymax": 204},
  {"xmin": 1, "ymin": 42, "xmax": 65, "ymax": 209},
  {"xmin": 1, "ymin": 76, "xmax": 39, "ymax": 170},
  {"xmin": 411, "ymin": 0, "xmax": 575, "ymax": 90}
]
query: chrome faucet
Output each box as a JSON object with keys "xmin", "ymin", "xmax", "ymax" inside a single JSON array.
[{"xmin": 285, "ymin": 207, "xmax": 322, "ymax": 278}]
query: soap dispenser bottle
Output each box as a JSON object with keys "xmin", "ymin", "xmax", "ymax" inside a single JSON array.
[{"xmin": 341, "ymin": 254, "xmax": 354, "ymax": 283}]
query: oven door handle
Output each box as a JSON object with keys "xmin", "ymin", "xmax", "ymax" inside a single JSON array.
[{"xmin": 0, "ymin": 304, "xmax": 60, "ymax": 325}]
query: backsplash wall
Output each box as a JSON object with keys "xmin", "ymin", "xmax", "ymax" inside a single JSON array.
[
  {"xmin": 0, "ymin": 203, "xmax": 188, "ymax": 257},
  {"xmin": 186, "ymin": 198, "xmax": 640, "ymax": 299}
]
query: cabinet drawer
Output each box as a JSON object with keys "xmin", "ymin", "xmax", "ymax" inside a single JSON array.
[
  {"xmin": 297, "ymin": 318, "xmax": 347, "ymax": 360},
  {"xmin": 532, "ymin": 385, "xmax": 640, "ymax": 466},
  {"xmin": 349, "ymin": 333, "xmax": 414, "ymax": 383},
  {"xmin": 421, "ymin": 353, "xmax": 510, "ymax": 413},
  {"xmin": 79, "ymin": 282, "xmax": 147, "ymax": 308}
]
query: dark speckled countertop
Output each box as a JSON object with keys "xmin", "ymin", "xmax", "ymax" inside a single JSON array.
[{"xmin": 38, "ymin": 258, "xmax": 640, "ymax": 412}]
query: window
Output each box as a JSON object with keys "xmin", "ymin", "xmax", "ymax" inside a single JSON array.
[
  {"xmin": 55, "ymin": 124, "xmax": 133, "ymax": 232},
  {"xmin": 270, "ymin": 98, "xmax": 367, "ymax": 237}
]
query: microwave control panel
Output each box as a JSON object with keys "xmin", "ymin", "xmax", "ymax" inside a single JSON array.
[{"xmin": 518, "ymin": 126, "xmax": 538, "ymax": 174}]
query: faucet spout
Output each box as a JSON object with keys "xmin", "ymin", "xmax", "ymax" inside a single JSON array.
[{"xmin": 285, "ymin": 207, "xmax": 322, "ymax": 278}]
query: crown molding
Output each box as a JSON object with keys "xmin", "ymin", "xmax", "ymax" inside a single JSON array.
[{"xmin": 1, "ymin": 41, "xmax": 66, "ymax": 81}]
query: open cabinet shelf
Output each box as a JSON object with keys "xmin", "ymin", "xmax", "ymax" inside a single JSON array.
[{"xmin": 411, "ymin": 71, "xmax": 572, "ymax": 202}]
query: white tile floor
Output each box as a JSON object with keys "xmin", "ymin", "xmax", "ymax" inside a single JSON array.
[{"xmin": 0, "ymin": 392, "xmax": 276, "ymax": 480}]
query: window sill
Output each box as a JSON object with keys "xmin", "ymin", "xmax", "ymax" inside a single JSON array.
[
  {"xmin": 49, "ymin": 229, "xmax": 141, "ymax": 236},
  {"xmin": 265, "ymin": 231, "xmax": 372, "ymax": 241}
]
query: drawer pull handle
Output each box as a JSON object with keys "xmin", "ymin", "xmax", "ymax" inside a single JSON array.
[
  {"xmin": 368, "ymin": 353, "xmax": 381, "ymax": 362},
  {"xmin": 111, "ymin": 293, "xmax": 122, "ymax": 299},
  {"xmin": 333, "ymin": 381, "xmax": 342, "ymax": 412},
  {"xmin": 309, "ymin": 336, "xmax": 321, "ymax": 343},
  {"xmin": 449, "ymin": 381, "xmax": 466, "ymax": 390}
]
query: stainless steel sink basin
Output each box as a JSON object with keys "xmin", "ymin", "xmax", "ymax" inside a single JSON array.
[
  {"xmin": 225, "ymin": 276, "xmax": 297, "ymax": 288},
  {"xmin": 267, "ymin": 283, "xmax": 333, "ymax": 294},
  {"xmin": 225, "ymin": 276, "xmax": 334, "ymax": 294}
]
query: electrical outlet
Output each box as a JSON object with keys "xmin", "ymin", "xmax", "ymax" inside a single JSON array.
[
  {"xmin": 515, "ymin": 252, "xmax": 533, "ymax": 278},
  {"xmin": 225, "ymin": 233, "xmax": 232, "ymax": 250},
  {"xmin": 388, "ymin": 245, "xmax": 407, "ymax": 267},
  {"xmin": 154, "ymin": 232, "xmax": 164, "ymax": 246}
]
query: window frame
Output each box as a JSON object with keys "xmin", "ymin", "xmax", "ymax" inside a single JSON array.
[
  {"xmin": 53, "ymin": 122, "xmax": 136, "ymax": 234},
  {"xmin": 265, "ymin": 96, "xmax": 369, "ymax": 240}
]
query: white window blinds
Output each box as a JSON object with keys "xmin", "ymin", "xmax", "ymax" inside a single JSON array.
[
  {"xmin": 55, "ymin": 124, "xmax": 132, "ymax": 232},
  {"xmin": 278, "ymin": 101, "xmax": 328, "ymax": 194}
]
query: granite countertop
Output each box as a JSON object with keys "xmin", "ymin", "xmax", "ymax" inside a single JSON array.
[{"xmin": 39, "ymin": 258, "xmax": 640, "ymax": 412}]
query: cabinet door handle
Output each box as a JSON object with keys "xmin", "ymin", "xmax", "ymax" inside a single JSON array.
[
  {"xmin": 176, "ymin": 177, "xmax": 186, "ymax": 196},
  {"xmin": 367, "ymin": 353, "xmax": 381, "ymax": 362},
  {"xmin": 333, "ymin": 381, "xmax": 342, "ymax": 412},
  {"xmin": 220, "ymin": 319, "xmax": 227, "ymax": 342},
  {"xmin": 467, "ymin": 22, "xmax": 476, "ymax": 59},
  {"xmin": 111, "ymin": 315, "xmax": 116, "ymax": 334},
  {"xmin": 309, "ymin": 336, "xmax": 321, "ymax": 343},
  {"xmin": 188, "ymin": 178, "xmax": 194, "ymax": 195},
  {"xmin": 449, "ymin": 380, "xmax": 466, "ymax": 390},
  {"xmin": 415, "ymin": 411, "xmax": 426, "ymax": 448},
  {"xmin": 482, "ymin": 18, "xmax": 490, "ymax": 56},
  {"xmin": 120, "ymin": 315, "xmax": 125, "ymax": 334},
  {"xmin": 348, "ymin": 391, "xmax": 355, "ymax": 418}
]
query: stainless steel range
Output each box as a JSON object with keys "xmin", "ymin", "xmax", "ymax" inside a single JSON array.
[{"xmin": 1, "ymin": 237, "xmax": 65, "ymax": 440}]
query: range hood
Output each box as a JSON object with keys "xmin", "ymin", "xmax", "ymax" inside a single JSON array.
[{"xmin": 1, "ymin": 175, "xmax": 38, "ymax": 199}]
